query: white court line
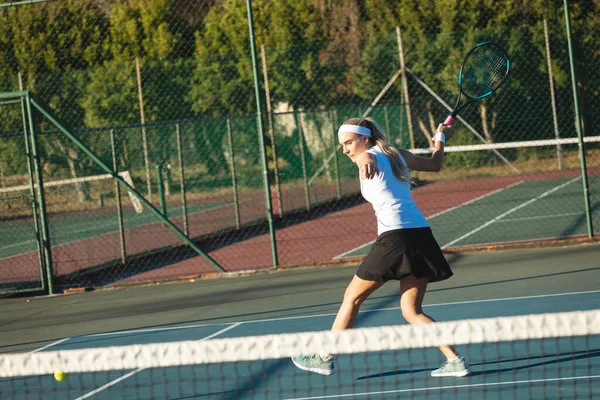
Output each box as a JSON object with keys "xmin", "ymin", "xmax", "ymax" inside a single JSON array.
[
  {"xmin": 282, "ymin": 375, "xmax": 600, "ymax": 400},
  {"xmin": 28, "ymin": 337, "xmax": 71, "ymax": 354},
  {"xmin": 0, "ymin": 201, "xmax": 233, "ymax": 261},
  {"xmin": 425, "ymin": 180, "xmax": 525, "ymax": 220},
  {"xmin": 85, "ymin": 321, "xmax": 236, "ymax": 337},
  {"xmin": 333, "ymin": 239, "xmax": 376, "ymax": 260},
  {"xmin": 75, "ymin": 368, "xmax": 142, "ymax": 399},
  {"xmin": 0, "ymin": 238, "xmax": 37, "ymax": 251},
  {"xmin": 333, "ymin": 181, "xmax": 525, "ymax": 259},
  {"xmin": 497, "ymin": 211, "xmax": 582, "ymax": 223},
  {"xmin": 86, "ymin": 289, "xmax": 599, "ymax": 335},
  {"xmin": 80, "ymin": 290, "xmax": 600, "ymax": 337},
  {"xmin": 0, "ymin": 220, "xmax": 119, "ymax": 261},
  {"xmin": 73, "ymin": 322, "xmax": 243, "ymax": 400},
  {"xmin": 232, "ymin": 289, "xmax": 600, "ymax": 325},
  {"xmin": 442, "ymin": 176, "xmax": 582, "ymax": 248},
  {"xmin": 1, "ymin": 215, "xmax": 146, "ymax": 259}
]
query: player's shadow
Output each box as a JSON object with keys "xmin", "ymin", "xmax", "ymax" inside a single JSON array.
[{"xmin": 355, "ymin": 348, "xmax": 600, "ymax": 380}]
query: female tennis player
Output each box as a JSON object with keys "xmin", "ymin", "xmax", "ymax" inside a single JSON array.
[{"xmin": 292, "ymin": 117, "xmax": 471, "ymax": 378}]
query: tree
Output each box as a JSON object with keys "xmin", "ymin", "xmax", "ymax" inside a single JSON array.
[
  {"xmin": 85, "ymin": 0, "xmax": 193, "ymax": 127},
  {"xmin": 0, "ymin": 0, "xmax": 111, "ymax": 199},
  {"xmin": 188, "ymin": 0, "xmax": 255, "ymax": 117},
  {"xmin": 83, "ymin": 0, "xmax": 197, "ymax": 186}
]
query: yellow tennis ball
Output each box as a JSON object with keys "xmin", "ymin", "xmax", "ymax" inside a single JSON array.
[{"xmin": 54, "ymin": 371, "xmax": 67, "ymax": 381}]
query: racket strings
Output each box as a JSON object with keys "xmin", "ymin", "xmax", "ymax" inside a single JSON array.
[{"xmin": 461, "ymin": 47, "xmax": 508, "ymax": 98}]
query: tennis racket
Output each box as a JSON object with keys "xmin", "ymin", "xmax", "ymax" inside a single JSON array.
[{"xmin": 444, "ymin": 42, "xmax": 510, "ymax": 126}]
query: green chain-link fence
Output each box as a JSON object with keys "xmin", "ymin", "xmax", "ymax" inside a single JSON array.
[{"xmin": 0, "ymin": 0, "xmax": 598, "ymax": 294}]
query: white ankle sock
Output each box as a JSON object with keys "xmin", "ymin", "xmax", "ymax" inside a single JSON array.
[
  {"xmin": 320, "ymin": 353, "xmax": 334, "ymax": 361},
  {"xmin": 448, "ymin": 356, "xmax": 462, "ymax": 363}
]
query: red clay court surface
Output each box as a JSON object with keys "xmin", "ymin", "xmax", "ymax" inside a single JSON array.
[{"xmin": 0, "ymin": 169, "xmax": 594, "ymax": 290}]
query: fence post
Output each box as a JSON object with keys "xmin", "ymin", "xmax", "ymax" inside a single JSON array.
[
  {"xmin": 19, "ymin": 87, "xmax": 46, "ymax": 292},
  {"xmin": 330, "ymin": 110, "xmax": 342, "ymax": 200},
  {"xmin": 30, "ymin": 96, "xmax": 227, "ymax": 272},
  {"xmin": 226, "ymin": 118, "xmax": 241, "ymax": 230},
  {"xmin": 384, "ymin": 106, "xmax": 392, "ymax": 144},
  {"xmin": 110, "ymin": 129, "xmax": 127, "ymax": 264},
  {"xmin": 295, "ymin": 111, "xmax": 311, "ymax": 211},
  {"xmin": 156, "ymin": 164, "xmax": 167, "ymax": 218},
  {"xmin": 175, "ymin": 123, "xmax": 189, "ymax": 235},
  {"xmin": 563, "ymin": 0, "xmax": 593, "ymax": 237},
  {"xmin": 543, "ymin": 18, "xmax": 563, "ymax": 170},
  {"xmin": 260, "ymin": 44, "xmax": 283, "ymax": 217},
  {"xmin": 135, "ymin": 56, "xmax": 152, "ymax": 200},
  {"xmin": 398, "ymin": 101, "xmax": 405, "ymax": 148},
  {"xmin": 25, "ymin": 93, "xmax": 54, "ymax": 294},
  {"xmin": 396, "ymin": 26, "xmax": 415, "ymax": 149},
  {"xmin": 246, "ymin": 0, "xmax": 278, "ymax": 267}
]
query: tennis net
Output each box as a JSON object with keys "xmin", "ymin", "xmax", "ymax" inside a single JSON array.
[
  {"xmin": 1, "ymin": 310, "xmax": 598, "ymax": 399},
  {"xmin": 0, "ymin": 171, "xmax": 143, "ymax": 216}
]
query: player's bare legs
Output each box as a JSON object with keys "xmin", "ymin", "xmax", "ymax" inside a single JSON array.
[
  {"xmin": 292, "ymin": 275, "xmax": 382, "ymax": 375},
  {"xmin": 399, "ymin": 275, "xmax": 458, "ymax": 359},
  {"xmin": 400, "ymin": 275, "xmax": 471, "ymax": 377},
  {"xmin": 331, "ymin": 275, "xmax": 383, "ymax": 331}
]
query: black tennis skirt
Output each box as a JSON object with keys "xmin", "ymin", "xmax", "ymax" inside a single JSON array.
[{"xmin": 356, "ymin": 227, "xmax": 453, "ymax": 283}]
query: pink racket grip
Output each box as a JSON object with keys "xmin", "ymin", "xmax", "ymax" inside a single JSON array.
[{"xmin": 443, "ymin": 116, "xmax": 454, "ymax": 126}]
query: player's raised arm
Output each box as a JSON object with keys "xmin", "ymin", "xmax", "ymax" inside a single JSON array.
[{"xmin": 399, "ymin": 124, "xmax": 453, "ymax": 172}]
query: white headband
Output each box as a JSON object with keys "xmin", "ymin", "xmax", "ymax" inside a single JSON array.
[{"xmin": 338, "ymin": 124, "xmax": 371, "ymax": 137}]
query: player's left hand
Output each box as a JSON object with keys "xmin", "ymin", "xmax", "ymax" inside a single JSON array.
[{"xmin": 357, "ymin": 154, "xmax": 379, "ymax": 179}]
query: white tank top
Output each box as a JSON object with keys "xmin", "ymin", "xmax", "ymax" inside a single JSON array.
[{"xmin": 360, "ymin": 145, "xmax": 429, "ymax": 235}]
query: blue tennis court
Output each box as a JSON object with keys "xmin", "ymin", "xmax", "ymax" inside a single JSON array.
[
  {"xmin": 338, "ymin": 175, "xmax": 593, "ymax": 259},
  {"xmin": 3, "ymin": 285, "xmax": 599, "ymax": 399}
]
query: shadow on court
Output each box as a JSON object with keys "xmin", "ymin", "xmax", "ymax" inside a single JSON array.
[{"xmin": 356, "ymin": 349, "xmax": 600, "ymax": 380}]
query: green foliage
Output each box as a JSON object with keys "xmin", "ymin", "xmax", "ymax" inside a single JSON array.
[
  {"xmin": 82, "ymin": 60, "xmax": 138, "ymax": 127},
  {"xmin": 187, "ymin": 0, "xmax": 256, "ymax": 116},
  {"xmin": 515, "ymin": 146, "xmax": 555, "ymax": 162},
  {"xmin": 258, "ymin": 1, "xmax": 340, "ymax": 109},
  {"xmin": 108, "ymin": 0, "xmax": 193, "ymax": 61},
  {"xmin": 142, "ymin": 58, "xmax": 194, "ymax": 121},
  {"xmin": 0, "ymin": 135, "xmax": 27, "ymax": 176},
  {"xmin": 348, "ymin": 33, "xmax": 400, "ymax": 104},
  {"xmin": 0, "ymin": 0, "xmax": 597, "ymax": 126},
  {"xmin": 0, "ymin": 0, "xmax": 598, "ymax": 192},
  {"xmin": 3, "ymin": 0, "xmax": 109, "ymax": 75}
]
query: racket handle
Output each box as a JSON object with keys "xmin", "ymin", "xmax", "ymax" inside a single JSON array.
[{"xmin": 443, "ymin": 115, "xmax": 454, "ymax": 126}]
